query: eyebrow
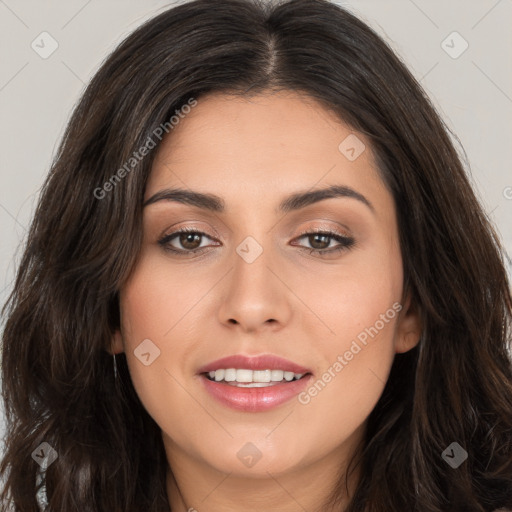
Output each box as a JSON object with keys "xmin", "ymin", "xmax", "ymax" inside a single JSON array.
[{"xmin": 143, "ymin": 184, "xmax": 374, "ymax": 214}]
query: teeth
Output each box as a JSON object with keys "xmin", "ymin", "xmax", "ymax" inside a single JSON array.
[
  {"xmin": 205, "ymin": 368, "xmax": 305, "ymax": 384},
  {"xmin": 225, "ymin": 368, "xmax": 237, "ymax": 382},
  {"xmin": 271, "ymin": 370, "xmax": 284, "ymax": 381},
  {"xmin": 253, "ymin": 370, "xmax": 271, "ymax": 382},
  {"xmin": 237, "ymin": 369, "xmax": 255, "ymax": 382}
]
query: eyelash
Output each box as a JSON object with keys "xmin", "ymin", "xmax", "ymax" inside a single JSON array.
[{"xmin": 157, "ymin": 226, "xmax": 356, "ymax": 257}]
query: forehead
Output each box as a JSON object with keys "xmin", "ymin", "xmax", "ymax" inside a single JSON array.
[{"xmin": 145, "ymin": 90, "xmax": 389, "ymax": 215}]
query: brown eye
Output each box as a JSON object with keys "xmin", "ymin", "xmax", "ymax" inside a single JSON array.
[
  {"xmin": 307, "ymin": 233, "xmax": 331, "ymax": 250},
  {"xmin": 293, "ymin": 229, "xmax": 356, "ymax": 256},
  {"xmin": 157, "ymin": 228, "xmax": 355, "ymax": 257},
  {"xmin": 178, "ymin": 232, "xmax": 202, "ymax": 250},
  {"xmin": 158, "ymin": 228, "xmax": 217, "ymax": 254}
]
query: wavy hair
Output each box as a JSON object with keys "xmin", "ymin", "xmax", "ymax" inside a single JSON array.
[{"xmin": 1, "ymin": 0, "xmax": 512, "ymax": 510}]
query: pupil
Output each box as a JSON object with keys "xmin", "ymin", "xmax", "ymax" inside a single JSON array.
[
  {"xmin": 181, "ymin": 233, "xmax": 200, "ymax": 249},
  {"xmin": 311, "ymin": 234, "xmax": 329, "ymax": 249}
]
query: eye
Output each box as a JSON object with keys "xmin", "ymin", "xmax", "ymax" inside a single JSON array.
[
  {"xmin": 158, "ymin": 227, "xmax": 218, "ymax": 255},
  {"xmin": 292, "ymin": 228, "xmax": 356, "ymax": 256},
  {"xmin": 157, "ymin": 227, "xmax": 356, "ymax": 257}
]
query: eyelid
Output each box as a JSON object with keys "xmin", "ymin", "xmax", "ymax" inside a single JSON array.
[
  {"xmin": 157, "ymin": 222, "xmax": 351, "ymax": 244},
  {"xmin": 157, "ymin": 224, "xmax": 356, "ymax": 257},
  {"xmin": 295, "ymin": 224, "xmax": 351, "ymax": 238},
  {"xmin": 156, "ymin": 222, "xmax": 219, "ymax": 242}
]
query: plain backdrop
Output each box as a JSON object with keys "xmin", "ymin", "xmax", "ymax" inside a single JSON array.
[{"xmin": 0, "ymin": 0, "xmax": 511, "ymax": 450}]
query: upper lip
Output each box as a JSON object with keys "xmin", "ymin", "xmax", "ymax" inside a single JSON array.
[{"xmin": 197, "ymin": 354, "xmax": 312, "ymax": 375}]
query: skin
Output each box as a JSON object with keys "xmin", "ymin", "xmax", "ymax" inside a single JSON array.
[{"xmin": 110, "ymin": 90, "xmax": 421, "ymax": 512}]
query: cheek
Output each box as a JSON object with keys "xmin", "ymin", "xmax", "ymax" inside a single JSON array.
[
  {"xmin": 120, "ymin": 250, "xmax": 215, "ymax": 344},
  {"xmin": 288, "ymin": 304, "xmax": 398, "ymax": 466},
  {"xmin": 116, "ymin": 255, "xmax": 207, "ymax": 419},
  {"xmin": 297, "ymin": 234, "xmax": 402, "ymax": 358},
  {"xmin": 289, "ymin": 242, "xmax": 402, "ymax": 437}
]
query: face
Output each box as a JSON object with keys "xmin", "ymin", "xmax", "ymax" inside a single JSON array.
[{"xmin": 111, "ymin": 90, "xmax": 421, "ymax": 488}]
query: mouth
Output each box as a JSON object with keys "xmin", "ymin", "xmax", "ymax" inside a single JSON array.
[
  {"xmin": 201, "ymin": 368, "xmax": 310, "ymax": 387},
  {"xmin": 197, "ymin": 354, "xmax": 313, "ymax": 412}
]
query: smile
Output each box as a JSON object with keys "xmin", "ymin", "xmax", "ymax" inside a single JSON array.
[{"xmin": 205, "ymin": 368, "xmax": 305, "ymax": 386}]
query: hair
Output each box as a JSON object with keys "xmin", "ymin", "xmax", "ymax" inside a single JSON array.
[{"xmin": 1, "ymin": 0, "xmax": 511, "ymax": 510}]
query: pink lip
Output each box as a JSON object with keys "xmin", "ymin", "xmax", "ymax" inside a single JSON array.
[
  {"xmin": 199, "ymin": 374, "xmax": 313, "ymax": 412},
  {"xmin": 197, "ymin": 354, "xmax": 311, "ymax": 374},
  {"xmin": 197, "ymin": 354, "xmax": 313, "ymax": 412}
]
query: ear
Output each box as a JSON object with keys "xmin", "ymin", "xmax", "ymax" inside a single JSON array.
[
  {"xmin": 394, "ymin": 290, "xmax": 421, "ymax": 354},
  {"xmin": 107, "ymin": 329, "xmax": 125, "ymax": 355}
]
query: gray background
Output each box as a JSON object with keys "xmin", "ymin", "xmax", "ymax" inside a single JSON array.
[{"xmin": 0, "ymin": 0, "xmax": 511, "ymax": 447}]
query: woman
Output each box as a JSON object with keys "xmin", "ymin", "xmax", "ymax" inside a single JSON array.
[{"xmin": 1, "ymin": 0, "xmax": 511, "ymax": 510}]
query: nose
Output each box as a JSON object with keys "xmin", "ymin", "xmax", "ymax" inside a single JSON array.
[{"xmin": 217, "ymin": 239, "xmax": 293, "ymax": 333}]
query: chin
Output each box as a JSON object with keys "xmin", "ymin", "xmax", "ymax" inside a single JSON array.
[{"xmin": 198, "ymin": 438, "xmax": 307, "ymax": 478}]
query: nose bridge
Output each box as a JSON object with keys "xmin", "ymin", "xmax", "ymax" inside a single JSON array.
[
  {"xmin": 227, "ymin": 201, "xmax": 275, "ymax": 275},
  {"xmin": 231, "ymin": 232, "xmax": 275, "ymax": 299},
  {"xmin": 217, "ymin": 228, "xmax": 292, "ymax": 330}
]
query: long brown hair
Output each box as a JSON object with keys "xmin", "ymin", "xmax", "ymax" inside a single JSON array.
[{"xmin": 1, "ymin": 0, "xmax": 511, "ymax": 510}]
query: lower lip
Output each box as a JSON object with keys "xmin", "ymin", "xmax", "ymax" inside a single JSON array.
[{"xmin": 199, "ymin": 374, "xmax": 313, "ymax": 412}]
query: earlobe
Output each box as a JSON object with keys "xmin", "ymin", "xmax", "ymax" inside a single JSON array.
[
  {"xmin": 396, "ymin": 330, "xmax": 421, "ymax": 354},
  {"xmin": 108, "ymin": 329, "xmax": 125, "ymax": 355},
  {"xmin": 395, "ymin": 292, "xmax": 422, "ymax": 354}
]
